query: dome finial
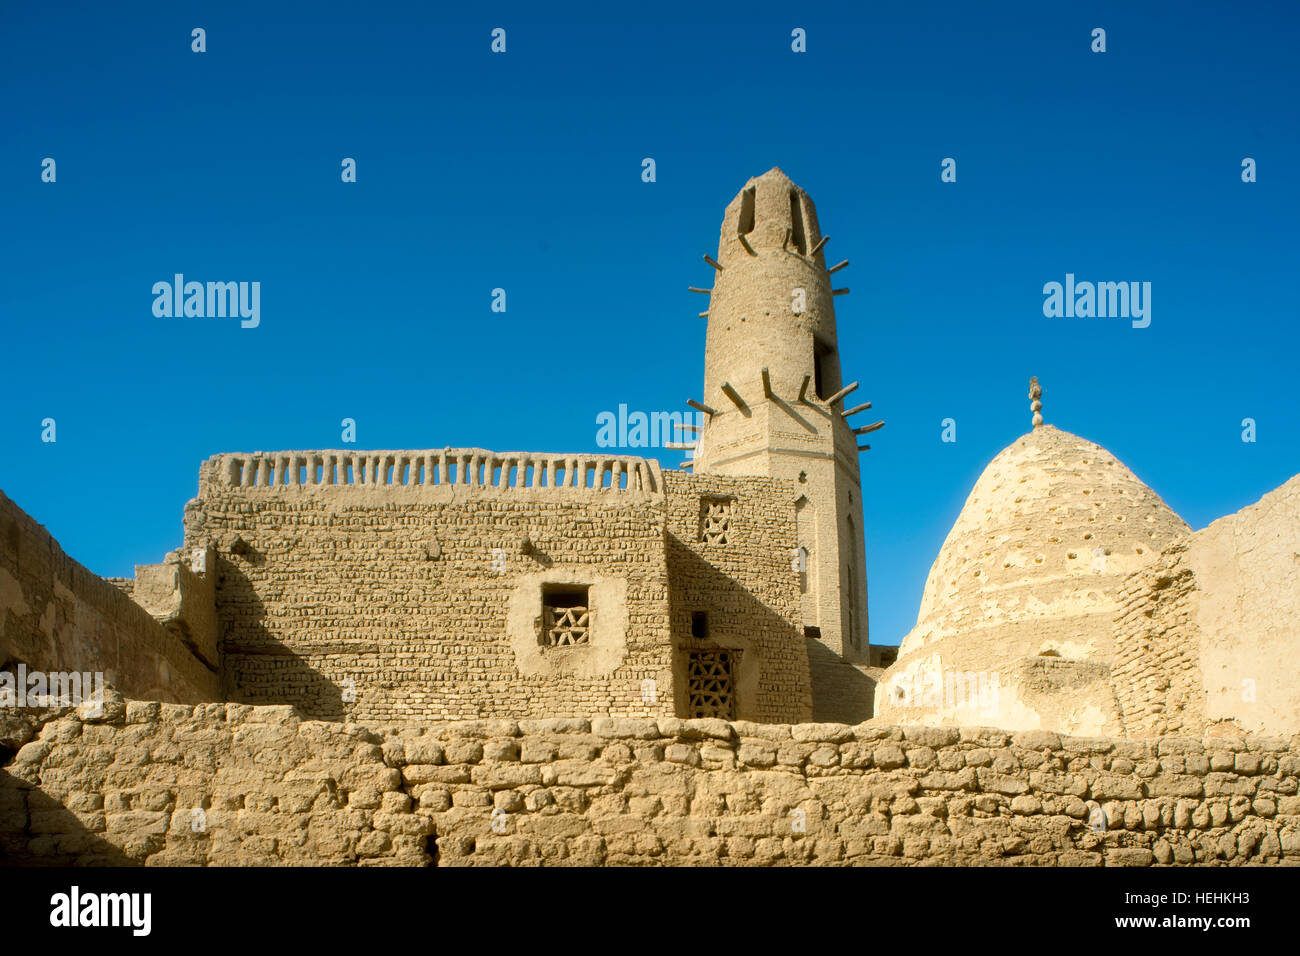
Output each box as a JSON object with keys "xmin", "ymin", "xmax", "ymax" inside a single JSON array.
[{"xmin": 1029, "ymin": 376, "xmax": 1044, "ymax": 428}]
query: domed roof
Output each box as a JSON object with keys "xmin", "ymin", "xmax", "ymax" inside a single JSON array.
[{"xmin": 896, "ymin": 424, "xmax": 1190, "ymax": 664}]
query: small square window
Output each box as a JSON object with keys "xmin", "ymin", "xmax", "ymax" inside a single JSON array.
[
  {"xmin": 542, "ymin": 585, "xmax": 591, "ymax": 647},
  {"xmin": 691, "ymin": 611, "xmax": 709, "ymax": 639}
]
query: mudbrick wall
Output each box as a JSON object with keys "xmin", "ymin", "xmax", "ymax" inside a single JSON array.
[
  {"xmin": 662, "ymin": 472, "xmax": 813, "ymax": 723},
  {"xmin": 3, "ymin": 697, "xmax": 1299, "ymax": 866},
  {"xmin": 1111, "ymin": 543, "xmax": 1205, "ymax": 738},
  {"xmin": 1110, "ymin": 474, "xmax": 1300, "ymax": 739},
  {"xmin": 183, "ymin": 451, "xmax": 814, "ymax": 724},
  {"xmin": 0, "ymin": 490, "xmax": 219, "ymax": 704},
  {"xmin": 186, "ymin": 450, "xmax": 678, "ymax": 722}
]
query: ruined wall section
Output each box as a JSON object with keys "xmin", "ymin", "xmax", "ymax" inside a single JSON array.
[
  {"xmin": 662, "ymin": 472, "xmax": 813, "ymax": 723},
  {"xmin": 0, "ymin": 491, "xmax": 219, "ymax": 704},
  {"xmin": 1186, "ymin": 474, "xmax": 1300, "ymax": 735},
  {"xmin": 4, "ymin": 700, "xmax": 1300, "ymax": 867},
  {"xmin": 1111, "ymin": 543, "xmax": 1204, "ymax": 737},
  {"xmin": 1110, "ymin": 474, "xmax": 1300, "ymax": 738},
  {"xmin": 185, "ymin": 450, "xmax": 676, "ymax": 722}
]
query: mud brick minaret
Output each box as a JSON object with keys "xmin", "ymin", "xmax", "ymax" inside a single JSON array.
[{"xmin": 687, "ymin": 167, "xmax": 880, "ymax": 719}]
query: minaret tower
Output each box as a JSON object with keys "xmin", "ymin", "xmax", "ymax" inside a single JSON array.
[{"xmin": 685, "ymin": 168, "xmax": 881, "ymax": 717}]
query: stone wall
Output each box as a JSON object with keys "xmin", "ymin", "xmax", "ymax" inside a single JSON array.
[
  {"xmin": 0, "ymin": 699, "xmax": 426, "ymax": 866},
  {"xmin": 0, "ymin": 491, "xmax": 219, "ymax": 704},
  {"xmin": 4, "ymin": 698, "xmax": 1299, "ymax": 867}
]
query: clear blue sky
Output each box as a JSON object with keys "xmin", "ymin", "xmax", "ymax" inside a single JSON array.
[{"xmin": 2, "ymin": 1, "xmax": 1297, "ymax": 647}]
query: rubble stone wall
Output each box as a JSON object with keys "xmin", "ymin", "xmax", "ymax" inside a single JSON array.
[
  {"xmin": 0, "ymin": 701, "xmax": 424, "ymax": 866},
  {"xmin": 4, "ymin": 700, "xmax": 1298, "ymax": 867}
]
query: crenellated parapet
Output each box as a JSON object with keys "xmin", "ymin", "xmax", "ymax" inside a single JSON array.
[{"xmin": 200, "ymin": 448, "xmax": 665, "ymax": 499}]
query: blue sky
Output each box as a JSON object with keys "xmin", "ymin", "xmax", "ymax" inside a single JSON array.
[{"xmin": 2, "ymin": 1, "xmax": 1297, "ymax": 647}]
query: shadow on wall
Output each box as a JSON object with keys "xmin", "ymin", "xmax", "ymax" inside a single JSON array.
[
  {"xmin": 665, "ymin": 535, "xmax": 814, "ymax": 723},
  {"xmin": 806, "ymin": 640, "xmax": 876, "ymax": 724},
  {"xmin": 0, "ymin": 768, "xmax": 139, "ymax": 866},
  {"xmin": 215, "ymin": 554, "xmax": 346, "ymax": 720}
]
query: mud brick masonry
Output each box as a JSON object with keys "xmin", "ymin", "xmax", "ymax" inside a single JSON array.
[{"xmin": 1, "ymin": 168, "xmax": 1297, "ymax": 866}]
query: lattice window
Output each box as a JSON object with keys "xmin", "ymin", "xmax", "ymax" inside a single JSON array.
[
  {"xmin": 542, "ymin": 586, "xmax": 591, "ymax": 647},
  {"xmin": 700, "ymin": 497, "xmax": 733, "ymax": 545},
  {"xmin": 687, "ymin": 650, "xmax": 735, "ymax": 719}
]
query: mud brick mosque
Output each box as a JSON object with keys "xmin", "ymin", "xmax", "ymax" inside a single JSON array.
[{"xmin": 2, "ymin": 168, "xmax": 1299, "ymax": 867}]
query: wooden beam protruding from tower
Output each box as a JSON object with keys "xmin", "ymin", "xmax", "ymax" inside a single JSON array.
[
  {"xmin": 828, "ymin": 259, "xmax": 849, "ymax": 274},
  {"xmin": 761, "ymin": 367, "xmax": 773, "ymax": 399},
  {"xmin": 699, "ymin": 311, "xmax": 709, "ymax": 318},
  {"xmin": 720, "ymin": 382, "xmax": 746, "ymax": 410},
  {"xmin": 853, "ymin": 421, "xmax": 886, "ymax": 436},
  {"xmin": 798, "ymin": 374, "xmax": 811, "ymax": 402},
  {"xmin": 675, "ymin": 423, "xmax": 702, "ymax": 433},
  {"xmin": 687, "ymin": 399, "xmax": 717, "ymax": 416},
  {"xmin": 810, "ymin": 235, "xmax": 829, "ymax": 258},
  {"xmin": 664, "ymin": 441, "xmax": 698, "ymax": 450},
  {"xmin": 841, "ymin": 401, "xmax": 872, "ymax": 418},
  {"xmin": 831, "ymin": 288, "xmax": 850, "ymax": 296},
  {"xmin": 688, "ymin": 286, "xmax": 712, "ymax": 294},
  {"xmin": 857, "ymin": 444, "xmax": 872, "ymax": 452},
  {"xmin": 823, "ymin": 381, "xmax": 859, "ymax": 407},
  {"xmin": 703, "ymin": 254, "xmax": 723, "ymax": 271}
]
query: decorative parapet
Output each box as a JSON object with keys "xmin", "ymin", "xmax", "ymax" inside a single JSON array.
[{"xmin": 200, "ymin": 448, "xmax": 664, "ymax": 498}]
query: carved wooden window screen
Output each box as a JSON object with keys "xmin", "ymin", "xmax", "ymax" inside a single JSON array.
[
  {"xmin": 687, "ymin": 650, "xmax": 735, "ymax": 718},
  {"xmin": 543, "ymin": 587, "xmax": 591, "ymax": 646},
  {"xmin": 544, "ymin": 605, "xmax": 590, "ymax": 646},
  {"xmin": 700, "ymin": 498, "xmax": 733, "ymax": 545}
]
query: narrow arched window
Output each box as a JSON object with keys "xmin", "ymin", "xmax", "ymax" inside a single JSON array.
[{"xmin": 737, "ymin": 187, "xmax": 756, "ymax": 236}]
